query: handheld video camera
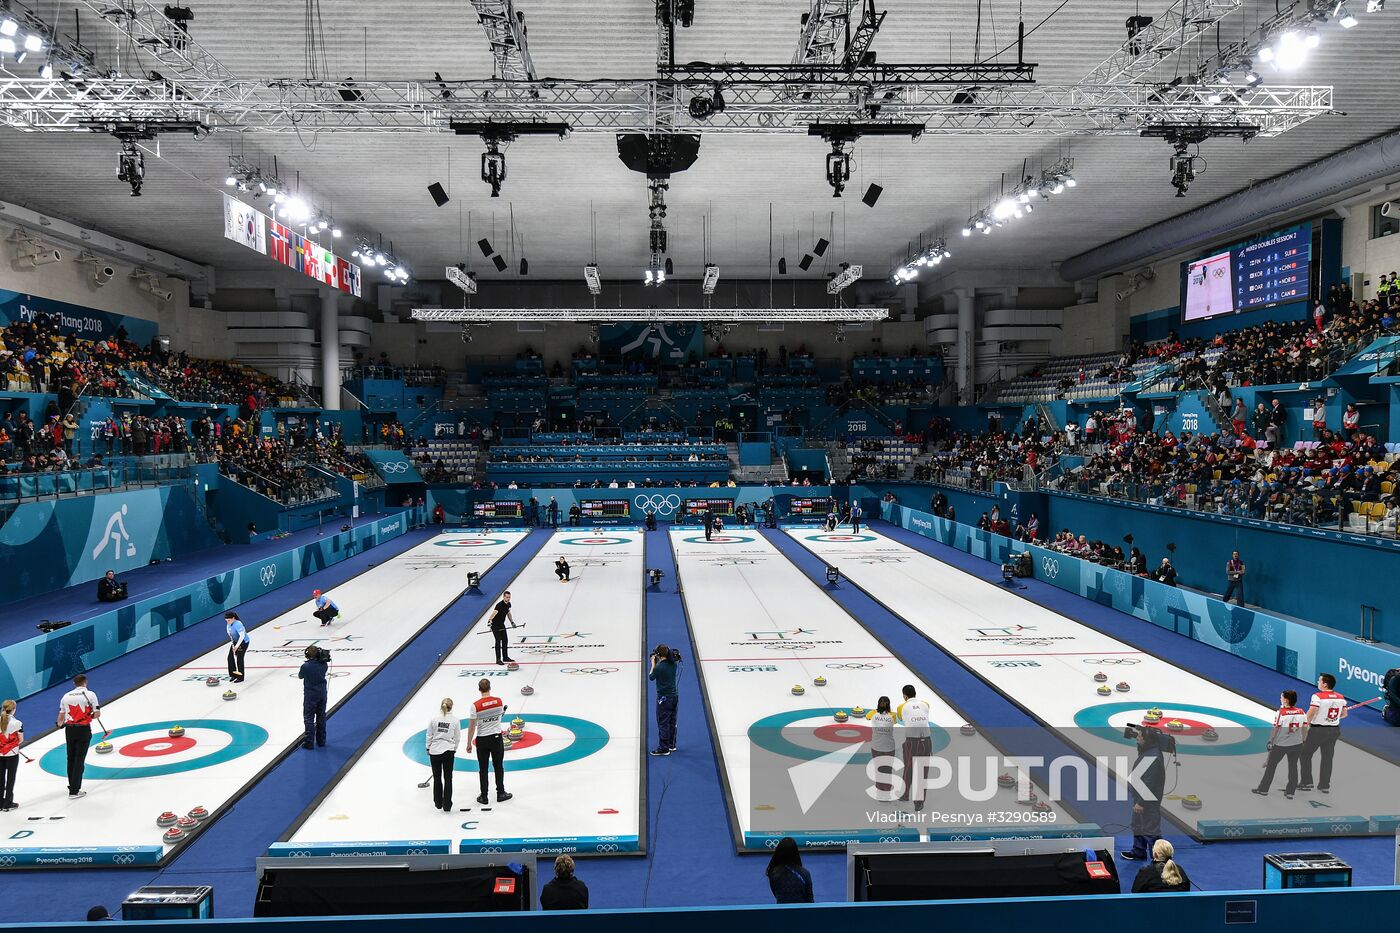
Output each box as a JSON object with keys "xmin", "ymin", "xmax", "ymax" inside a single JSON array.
[
  {"xmin": 1123, "ymin": 722, "xmax": 1176, "ymax": 754},
  {"xmin": 653, "ymin": 645, "xmax": 681, "ymax": 664},
  {"xmin": 307, "ymin": 645, "xmax": 332, "ymax": 663}
]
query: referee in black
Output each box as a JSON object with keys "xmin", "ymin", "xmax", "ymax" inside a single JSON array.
[{"xmin": 490, "ymin": 591, "xmax": 516, "ymax": 666}]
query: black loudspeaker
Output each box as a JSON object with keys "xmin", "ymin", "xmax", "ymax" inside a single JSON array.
[
  {"xmin": 427, "ymin": 182, "xmax": 450, "ymax": 207},
  {"xmin": 477, "ymin": 238, "xmax": 493, "ymax": 257},
  {"xmin": 254, "ymin": 863, "xmax": 529, "ymax": 917},
  {"xmin": 491, "ymin": 254, "xmax": 508, "ymax": 272},
  {"xmin": 519, "ymin": 257, "xmax": 529, "ymax": 275},
  {"xmin": 616, "ymin": 133, "xmax": 702, "ymax": 177},
  {"xmin": 862, "ymin": 183, "xmax": 883, "ymax": 207},
  {"xmin": 778, "ymin": 257, "xmax": 787, "ymax": 275},
  {"xmin": 813, "ymin": 237, "xmax": 830, "ymax": 257},
  {"xmin": 798, "ymin": 254, "xmax": 813, "ymax": 271}
]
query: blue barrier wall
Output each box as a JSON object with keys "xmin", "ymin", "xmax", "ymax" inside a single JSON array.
[
  {"xmin": 0, "ymin": 509, "xmax": 419, "ymax": 701},
  {"xmin": 883, "ymin": 502, "xmax": 1400, "ymax": 705},
  {"xmin": 1041, "ymin": 489, "xmax": 1400, "ymax": 645},
  {"xmin": 5, "ymin": 885, "xmax": 1399, "ymax": 932},
  {"xmin": 0, "ymin": 485, "xmax": 222, "ymax": 605}
]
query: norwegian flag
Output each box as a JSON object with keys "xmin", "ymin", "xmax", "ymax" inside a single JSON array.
[
  {"xmin": 338, "ymin": 258, "xmax": 362, "ymax": 297},
  {"xmin": 268, "ymin": 221, "xmax": 293, "ymax": 267}
]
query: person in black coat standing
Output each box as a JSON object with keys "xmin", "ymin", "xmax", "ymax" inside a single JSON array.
[
  {"xmin": 298, "ymin": 646, "xmax": 329, "ymax": 749},
  {"xmin": 540, "ymin": 855, "xmax": 589, "ymax": 910},
  {"xmin": 1121, "ymin": 726, "xmax": 1166, "ymax": 861}
]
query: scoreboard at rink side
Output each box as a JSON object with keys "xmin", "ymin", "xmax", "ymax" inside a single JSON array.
[
  {"xmin": 788, "ymin": 496, "xmax": 832, "ymax": 516},
  {"xmin": 579, "ymin": 499, "xmax": 631, "ymax": 524},
  {"xmin": 473, "ymin": 500, "xmax": 525, "ymax": 525},
  {"xmin": 683, "ymin": 497, "xmax": 735, "ymax": 518}
]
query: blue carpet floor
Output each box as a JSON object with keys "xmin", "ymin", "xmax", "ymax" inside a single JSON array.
[
  {"xmin": 0, "ymin": 511, "xmax": 397, "ymax": 647},
  {"xmin": 6, "ymin": 527, "xmax": 548, "ymax": 920}
]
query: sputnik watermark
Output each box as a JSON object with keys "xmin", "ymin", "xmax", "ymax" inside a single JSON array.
[{"xmin": 859, "ymin": 754, "xmax": 1156, "ymax": 805}]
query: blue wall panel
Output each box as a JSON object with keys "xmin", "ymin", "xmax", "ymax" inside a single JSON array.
[{"xmin": 0, "ymin": 510, "xmax": 419, "ymax": 701}]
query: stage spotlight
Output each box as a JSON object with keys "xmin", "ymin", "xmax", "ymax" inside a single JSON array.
[
  {"xmin": 825, "ymin": 140, "xmax": 851, "ymax": 197},
  {"xmin": 116, "ymin": 141, "xmax": 144, "ymax": 197}
]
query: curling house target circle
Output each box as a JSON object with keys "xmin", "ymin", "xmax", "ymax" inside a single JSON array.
[
  {"xmin": 681, "ymin": 534, "xmax": 755, "ymax": 545},
  {"xmin": 804, "ymin": 533, "xmax": 878, "ymax": 543},
  {"xmin": 402, "ymin": 713, "xmax": 607, "ymax": 772},
  {"xmin": 1073, "ymin": 702, "xmax": 1272, "ymax": 756},
  {"xmin": 559, "ymin": 536, "xmax": 630, "ymax": 546},
  {"xmin": 40, "ymin": 720, "xmax": 269, "ymax": 779},
  {"xmin": 435, "ymin": 537, "xmax": 511, "ymax": 548},
  {"xmin": 748, "ymin": 708, "xmax": 951, "ymax": 762}
]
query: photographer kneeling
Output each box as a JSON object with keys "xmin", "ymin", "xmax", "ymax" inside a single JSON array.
[
  {"xmin": 96, "ymin": 570, "xmax": 127, "ymax": 603},
  {"xmin": 648, "ymin": 644, "xmax": 681, "ymax": 756},
  {"xmin": 298, "ymin": 645, "xmax": 330, "ymax": 749}
]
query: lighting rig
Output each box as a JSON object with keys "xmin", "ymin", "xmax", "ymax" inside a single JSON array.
[
  {"xmin": 1140, "ymin": 124, "xmax": 1255, "ymax": 196},
  {"xmin": 891, "ymin": 239, "xmax": 950, "ymax": 283},
  {"xmin": 960, "ymin": 157, "xmax": 1076, "ymax": 239}
]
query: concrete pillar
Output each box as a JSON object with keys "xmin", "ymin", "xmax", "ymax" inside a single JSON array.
[
  {"xmin": 320, "ymin": 287, "xmax": 341, "ymax": 411},
  {"xmin": 955, "ymin": 286, "xmax": 975, "ymax": 402}
]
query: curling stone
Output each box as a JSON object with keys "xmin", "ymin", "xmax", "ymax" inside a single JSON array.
[
  {"xmin": 162, "ymin": 827, "xmax": 185, "ymax": 844},
  {"xmin": 851, "ymin": 705, "xmax": 866, "ymax": 717},
  {"xmin": 834, "ymin": 710, "xmax": 849, "ymax": 723},
  {"xmin": 511, "ymin": 716, "xmax": 525, "ymax": 728},
  {"xmin": 205, "ymin": 676, "xmax": 221, "ymax": 687},
  {"xmin": 1143, "ymin": 707, "xmax": 1163, "ymax": 723},
  {"xmin": 521, "ymin": 684, "xmax": 535, "ymax": 696},
  {"xmin": 1165, "ymin": 719, "xmax": 1186, "ymax": 732},
  {"xmin": 1033, "ymin": 800, "xmax": 1053, "ymax": 813},
  {"xmin": 997, "ymin": 772, "xmax": 1017, "ymax": 788},
  {"xmin": 502, "ymin": 734, "xmax": 513, "ymax": 750},
  {"xmin": 1096, "ymin": 684, "xmax": 1113, "ymax": 696},
  {"xmin": 187, "ymin": 806, "xmax": 210, "ymax": 822},
  {"xmin": 168, "ymin": 725, "xmax": 186, "ymax": 738},
  {"xmin": 791, "ymin": 684, "xmax": 805, "ymax": 696},
  {"xmin": 1115, "ymin": 682, "xmax": 1131, "ymax": 693},
  {"xmin": 1093, "ymin": 672, "xmax": 1108, "ymax": 683},
  {"xmin": 1203, "ymin": 727, "xmax": 1219, "ymax": 742},
  {"xmin": 506, "ymin": 662, "xmax": 520, "ymax": 671},
  {"xmin": 1182, "ymin": 794, "xmax": 1203, "ymax": 810},
  {"xmin": 95, "ymin": 741, "xmax": 113, "ymax": 754},
  {"xmin": 222, "ymin": 689, "xmax": 238, "ymax": 701},
  {"xmin": 813, "ymin": 676, "xmax": 827, "ymax": 687},
  {"xmin": 156, "ymin": 811, "xmax": 178, "ymax": 828},
  {"xmin": 176, "ymin": 816, "xmax": 198, "ymax": 830},
  {"xmin": 959, "ymin": 724, "xmax": 976, "ymax": 736}
]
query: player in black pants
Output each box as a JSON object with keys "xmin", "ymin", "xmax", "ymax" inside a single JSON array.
[
  {"xmin": 555, "ymin": 558, "xmax": 570, "ymax": 583},
  {"xmin": 489, "ymin": 592, "xmax": 516, "ymax": 665},
  {"xmin": 467, "ymin": 678, "xmax": 512, "ymax": 804}
]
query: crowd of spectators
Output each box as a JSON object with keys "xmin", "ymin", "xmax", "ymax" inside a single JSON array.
[{"xmin": 0, "ymin": 314, "xmax": 299, "ymax": 415}]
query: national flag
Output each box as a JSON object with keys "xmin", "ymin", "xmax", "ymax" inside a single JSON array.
[{"xmin": 268, "ymin": 221, "xmax": 293, "ymax": 267}]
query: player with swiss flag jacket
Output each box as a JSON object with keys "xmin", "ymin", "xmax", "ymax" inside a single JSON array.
[
  {"xmin": 1300, "ymin": 672, "xmax": 1348, "ymax": 793},
  {"xmin": 0, "ymin": 699, "xmax": 22, "ymax": 811}
]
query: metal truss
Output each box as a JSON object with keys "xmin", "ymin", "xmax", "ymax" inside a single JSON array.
[
  {"xmin": 0, "ymin": 76, "xmax": 1331, "ymax": 137},
  {"xmin": 468, "ymin": 0, "xmax": 537, "ymax": 81},
  {"xmin": 410, "ymin": 308, "xmax": 890, "ymax": 323},
  {"xmin": 792, "ymin": 0, "xmax": 856, "ymax": 66},
  {"xmin": 659, "ymin": 62, "xmax": 1037, "ymax": 85},
  {"xmin": 71, "ymin": 0, "xmax": 236, "ymax": 81},
  {"xmin": 1080, "ymin": 0, "xmax": 1243, "ymax": 85}
]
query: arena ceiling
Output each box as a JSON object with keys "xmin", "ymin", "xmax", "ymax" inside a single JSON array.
[{"xmin": 0, "ymin": 0, "xmax": 1397, "ymax": 288}]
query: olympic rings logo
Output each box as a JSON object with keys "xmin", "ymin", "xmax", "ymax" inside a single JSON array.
[
  {"xmin": 1040, "ymin": 556, "xmax": 1060, "ymax": 578},
  {"xmin": 764, "ymin": 839, "xmax": 780, "ymax": 849},
  {"xmin": 112, "ymin": 854, "xmax": 137, "ymax": 865},
  {"xmin": 1081, "ymin": 658, "xmax": 1140, "ymax": 665},
  {"xmin": 405, "ymin": 848, "xmax": 430, "ymax": 856},
  {"xmin": 826, "ymin": 662, "xmax": 883, "ymax": 670},
  {"xmin": 0, "ymin": 857, "xmax": 15, "ymax": 867},
  {"xmin": 595, "ymin": 844, "xmax": 620, "ymax": 853},
  {"xmin": 560, "ymin": 667, "xmax": 618, "ymax": 675},
  {"xmin": 380, "ymin": 461, "xmax": 411, "ymax": 474},
  {"xmin": 259, "ymin": 564, "xmax": 277, "ymax": 586},
  {"xmin": 762, "ymin": 643, "xmax": 813, "ymax": 650},
  {"xmin": 634, "ymin": 493, "xmax": 681, "ymax": 516},
  {"xmin": 523, "ymin": 646, "xmax": 573, "ymax": 655}
]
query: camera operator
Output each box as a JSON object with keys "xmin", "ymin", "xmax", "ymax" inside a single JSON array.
[
  {"xmin": 1120, "ymin": 724, "xmax": 1166, "ymax": 861},
  {"xmin": 298, "ymin": 645, "xmax": 330, "ymax": 749},
  {"xmin": 96, "ymin": 570, "xmax": 127, "ymax": 603},
  {"xmin": 648, "ymin": 644, "xmax": 681, "ymax": 756}
]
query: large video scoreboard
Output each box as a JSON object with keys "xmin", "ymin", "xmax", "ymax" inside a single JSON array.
[{"xmin": 682, "ymin": 497, "xmax": 735, "ymax": 518}]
